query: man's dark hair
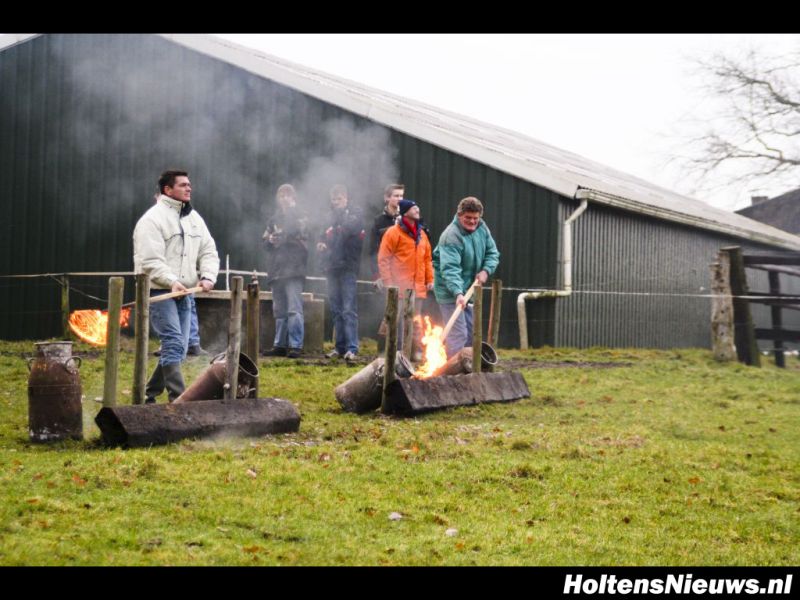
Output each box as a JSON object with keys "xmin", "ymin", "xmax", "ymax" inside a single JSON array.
[{"xmin": 158, "ymin": 170, "xmax": 189, "ymax": 194}]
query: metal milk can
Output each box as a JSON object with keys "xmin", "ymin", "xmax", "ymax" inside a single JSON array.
[{"xmin": 27, "ymin": 341, "xmax": 83, "ymax": 442}]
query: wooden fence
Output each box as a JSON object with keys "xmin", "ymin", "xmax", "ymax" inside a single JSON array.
[{"xmin": 713, "ymin": 246, "xmax": 800, "ymax": 368}]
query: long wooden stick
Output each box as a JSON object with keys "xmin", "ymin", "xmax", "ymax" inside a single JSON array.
[
  {"xmin": 132, "ymin": 274, "xmax": 150, "ymax": 405},
  {"xmin": 122, "ymin": 285, "xmax": 203, "ymax": 308},
  {"xmin": 440, "ymin": 282, "xmax": 477, "ymax": 342}
]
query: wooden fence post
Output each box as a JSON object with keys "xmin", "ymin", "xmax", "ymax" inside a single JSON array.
[
  {"xmin": 381, "ymin": 286, "xmax": 399, "ymax": 412},
  {"xmin": 103, "ymin": 277, "xmax": 124, "ymax": 407},
  {"xmin": 225, "ymin": 276, "xmax": 244, "ymax": 401},
  {"xmin": 710, "ymin": 258, "xmax": 736, "ymax": 362},
  {"xmin": 402, "ymin": 288, "xmax": 415, "ymax": 359},
  {"xmin": 472, "ymin": 283, "xmax": 483, "ymax": 373},
  {"xmin": 721, "ymin": 246, "xmax": 760, "ymax": 367},
  {"xmin": 246, "ymin": 277, "xmax": 260, "ymax": 397},
  {"xmin": 488, "ymin": 279, "xmax": 503, "ymax": 347},
  {"xmin": 132, "ymin": 274, "xmax": 150, "ymax": 404},
  {"xmin": 768, "ymin": 271, "xmax": 785, "ymax": 368},
  {"xmin": 61, "ymin": 275, "xmax": 71, "ymax": 340}
]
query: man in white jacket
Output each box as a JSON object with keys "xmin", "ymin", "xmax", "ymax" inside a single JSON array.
[{"xmin": 133, "ymin": 170, "xmax": 219, "ymax": 403}]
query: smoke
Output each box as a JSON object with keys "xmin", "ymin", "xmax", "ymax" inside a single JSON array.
[{"xmin": 47, "ymin": 34, "xmax": 398, "ymax": 278}]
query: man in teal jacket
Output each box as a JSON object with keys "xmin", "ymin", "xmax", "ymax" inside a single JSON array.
[{"xmin": 433, "ymin": 196, "xmax": 500, "ymax": 358}]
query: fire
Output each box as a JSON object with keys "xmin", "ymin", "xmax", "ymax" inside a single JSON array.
[
  {"xmin": 68, "ymin": 307, "xmax": 131, "ymax": 346},
  {"xmin": 413, "ymin": 316, "xmax": 448, "ymax": 379}
]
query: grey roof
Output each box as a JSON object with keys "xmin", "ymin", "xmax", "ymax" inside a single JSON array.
[
  {"xmin": 5, "ymin": 33, "xmax": 800, "ymax": 250},
  {"xmin": 736, "ymin": 189, "xmax": 800, "ymax": 236}
]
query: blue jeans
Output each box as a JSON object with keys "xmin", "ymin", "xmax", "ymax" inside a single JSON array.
[
  {"xmin": 272, "ymin": 277, "xmax": 305, "ymax": 350},
  {"xmin": 438, "ymin": 302, "xmax": 473, "ymax": 359},
  {"xmin": 150, "ymin": 291, "xmax": 192, "ymax": 366},
  {"xmin": 188, "ymin": 294, "xmax": 200, "ymax": 347},
  {"xmin": 327, "ymin": 270, "xmax": 359, "ymax": 354}
]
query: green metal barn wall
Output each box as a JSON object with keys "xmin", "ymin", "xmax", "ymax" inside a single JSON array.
[
  {"xmin": 0, "ymin": 33, "xmax": 560, "ymax": 343},
  {"xmin": 554, "ymin": 201, "xmax": 800, "ymax": 349}
]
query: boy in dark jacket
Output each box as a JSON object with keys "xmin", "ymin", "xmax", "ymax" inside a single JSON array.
[
  {"xmin": 317, "ymin": 184, "xmax": 365, "ymax": 362},
  {"xmin": 263, "ymin": 184, "xmax": 308, "ymax": 358}
]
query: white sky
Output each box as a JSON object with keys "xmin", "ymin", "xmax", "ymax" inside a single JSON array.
[{"xmin": 215, "ymin": 33, "xmax": 800, "ymax": 212}]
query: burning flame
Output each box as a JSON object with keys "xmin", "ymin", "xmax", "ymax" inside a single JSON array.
[
  {"xmin": 413, "ymin": 316, "xmax": 447, "ymax": 379},
  {"xmin": 68, "ymin": 307, "xmax": 131, "ymax": 346}
]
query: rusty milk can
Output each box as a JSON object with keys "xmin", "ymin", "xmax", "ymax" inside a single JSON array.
[{"xmin": 27, "ymin": 341, "xmax": 83, "ymax": 442}]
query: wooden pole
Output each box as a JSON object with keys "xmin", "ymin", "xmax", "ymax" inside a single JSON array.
[
  {"xmin": 225, "ymin": 276, "xmax": 244, "ymax": 401},
  {"xmin": 710, "ymin": 260, "xmax": 736, "ymax": 362},
  {"xmin": 61, "ymin": 275, "xmax": 70, "ymax": 340},
  {"xmin": 381, "ymin": 286, "xmax": 399, "ymax": 412},
  {"xmin": 488, "ymin": 279, "xmax": 503, "ymax": 347},
  {"xmin": 103, "ymin": 277, "xmax": 124, "ymax": 407},
  {"xmin": 768, "ymin": 271, "xmax": 785, "ymax": 368},
  {"xmin": 722, "ymin": 246, "xmax": 761, "ymax": 367},
  {"xmin": 472, "ymin": 283, "xmax": 483, "ymax": 373},
  {"xmin": 132, "ymin": 274, "xmax": 150, "ymax": 404},
  {"xmin": 246, "ymin": 277, "xmax": 260, "ymax": 397},
  {"xmin": 402, "ymin": 288, "xmax": 415, "ymax": 359}
]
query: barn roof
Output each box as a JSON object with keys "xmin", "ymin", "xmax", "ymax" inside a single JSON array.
[{"xmin": 4, "ymin": 33, "xmax": 800, "ymax": 250}]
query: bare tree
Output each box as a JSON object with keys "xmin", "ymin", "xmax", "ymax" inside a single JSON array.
[{"xmin": 677, "ymin": 47, "xmax": 800, "ymax": 202}]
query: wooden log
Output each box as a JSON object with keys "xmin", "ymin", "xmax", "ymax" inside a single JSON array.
[
  {"xmin": 721, "ymin": 247, "xmax": 760, "ymax": 367},
  {"xmin": 383, "ymin": 371, "xmax": 530, "ymax": 416},
  {"xmin": 225, "ymin": 277, "xmax": 244, "ymax": 401},
  {"xmin": 472, "ymin": 283, "xmax": 483, "ymax": 373},
  {"xmin": 710, "ymin": 260, "xmax": 736, "ymax": 362},
  {"xmin": 488, "ymin": 279, "xmax": 503, "ymax": 347},
  {"xmin": 402, "ymin": 288, "xmax": 415, "ymax": 359},
  {"xmin": 381, "ymin": 286, "xmax": 399, "ymax": 412},
  {"xmin": 132, "ymin": 274, "xmax": 150, "ymax": 404},
  {"xmin": 94, "ymin": 397, "xmax": 301, "ymax": 447},
  {"xmin": 246, "ymin": 278, "xmax": 260, "ymax": 396},
  {"xmin": 103, "ymin": 277, "xmax": 124, "ymax": 407},
  {"xmin": 61, "ymin": 275, "xmax": 70, "ymax": 340}
]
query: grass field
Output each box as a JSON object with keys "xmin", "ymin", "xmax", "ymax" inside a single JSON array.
[{"xmin": 1, "ymin": 339, "xmax": 798, "ymax": 565}]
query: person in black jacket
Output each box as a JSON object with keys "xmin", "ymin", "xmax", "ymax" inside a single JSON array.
[
  {"xmin": 368, "ymin": 183, "xmax": 404, "ymax": 287},
  {"xmin": 263, "ymin": 183, "xmax": 308, "ymax": 358},
  {"xmin": 316, "ymin": 184, "xmax": 365, "ymax": 362}
]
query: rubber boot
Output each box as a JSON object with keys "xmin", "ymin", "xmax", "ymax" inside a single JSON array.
[
  {"xmin": 144, "ymin": 363, "xmax": 164, "ymax": 404},
  {"xmin": 162, "ymin": 363, "xmax": 186, "ymax": 403}
]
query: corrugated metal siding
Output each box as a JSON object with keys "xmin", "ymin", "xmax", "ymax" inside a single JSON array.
[
  {"xmin": 0, "ymin": 33, "xmax": 560, "ymax": 343},
  {"xmin": 555, "ymin": 200, "xmax": 800, "ymax": 349}
]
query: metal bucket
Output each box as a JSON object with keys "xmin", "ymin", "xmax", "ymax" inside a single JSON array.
[
  {"xmin": 335, "ymin": 352, "xmax": 412, "ymax": 413},
  {"xmin": 173, "ymin": 351, "xmax": 259, "ymax": 403},
  {"xmin": 480, "ymin": 342, "xmax": 499, "ymax": 372},
  {"xmin": 27, "ymin": 341, "xmax": 83, "ymax": 442}
]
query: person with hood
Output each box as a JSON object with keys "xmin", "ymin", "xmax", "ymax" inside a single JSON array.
[
  {"xmin": 433, "ymin": 196, "xmax": 500, "ymax": 358},
  {"xmin": 377, "ymin": 199, "xmax": 433, "ymax": 361},
  {"xmin": 262, "ymin": 183, "xmax": 309, "ymax": 359},
  {"xmin": 316, "ymin": 184, "xmax": 365, "ymax": 362},
  {"xmin": 133, "ymin": 169, "xmax": 219, "ymax": 404}
]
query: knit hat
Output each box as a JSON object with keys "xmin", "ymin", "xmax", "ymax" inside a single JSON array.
[{"xmin": 398, "ymin": 199, "xmax": 417, "ymax": 216}]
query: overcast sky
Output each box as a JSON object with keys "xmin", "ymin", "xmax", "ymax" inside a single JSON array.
[{"xmin": 215, "ymin": 33, "xmax": 800, "ymax": 212}]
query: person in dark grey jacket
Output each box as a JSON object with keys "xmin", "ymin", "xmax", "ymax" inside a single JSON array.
[
  {"xmin": 316, "ymin": 184, "xmax": 365, "ymax": 362},
  {"xmin": 262, "ymin": 183, "xmax": 308, "ymax": 358}
]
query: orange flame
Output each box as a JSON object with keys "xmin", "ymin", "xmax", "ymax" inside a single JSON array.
[
  {"xmin": 413, "ymin": 316, "xmax": 448, "ymax": 379},
  {"xmin": 68, "ymin": 307, "xmax": 131, "ymax": 347}
]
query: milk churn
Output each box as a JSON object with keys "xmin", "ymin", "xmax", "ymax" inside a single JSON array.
[{"xmin": 27, "ymin": 341, "xmax": 83, "ymax": 442}]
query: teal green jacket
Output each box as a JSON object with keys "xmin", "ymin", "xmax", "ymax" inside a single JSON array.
[{"xmin": 433, "ymin": 216, "xmax": 500, "ymax": 304}]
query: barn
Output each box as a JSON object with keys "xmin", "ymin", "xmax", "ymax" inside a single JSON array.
[{"xmin": 2, "ymin": 33, "xmax": 799, "ymax": 350}]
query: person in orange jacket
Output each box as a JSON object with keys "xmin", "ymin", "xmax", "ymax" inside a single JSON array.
[{"xmin": 377, "ymin": 199, "xmax": 434, "ymax": 361}]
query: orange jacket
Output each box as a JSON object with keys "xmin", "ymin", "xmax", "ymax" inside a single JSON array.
[{"xmin": 378, "ymin": 220, "xmax": 434, "ymax": 297}]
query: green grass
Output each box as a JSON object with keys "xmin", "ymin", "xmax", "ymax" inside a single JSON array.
[{"xmin": 1, "ymin": 339, "xmax": 798, "ymax": 565}]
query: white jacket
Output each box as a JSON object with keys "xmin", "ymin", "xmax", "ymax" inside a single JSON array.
[{"xmin": 133, "ymin": 195, "xmax": 219, "ymax": 290}]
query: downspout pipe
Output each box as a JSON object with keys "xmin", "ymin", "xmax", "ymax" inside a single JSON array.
[{"xmin": 518, "ymin": 198, "xmax": 588, "ymax": 350}]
